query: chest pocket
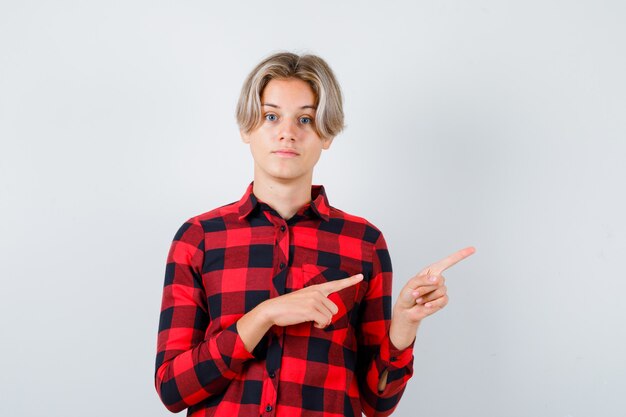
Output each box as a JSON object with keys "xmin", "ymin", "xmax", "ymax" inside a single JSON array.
[{"xmin": 301, "ymin": 263, "xmax": 359, "ymax": 330}]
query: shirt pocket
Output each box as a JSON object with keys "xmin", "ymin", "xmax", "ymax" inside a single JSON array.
[{"xmin": 301, "ymin": 263, "xmax": 359, "ymax": 330}]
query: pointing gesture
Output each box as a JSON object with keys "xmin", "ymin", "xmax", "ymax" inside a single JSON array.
[
  {"xmin": 258, "ymin": 273, "xmax": 363, "ymax": 330},
  {"xmin": 237, "ymin": 273, "xmax": 363, "ymax": 353},
  {"xmin": 425, "ymin": 246, "xmax": 476, "ymax": 276},
  {"xmin": 389, "ymin": 246, "xmax": 476, "ymax": 351},
  {"xmin": 314, "ymin": 273, "xmax": 364, "ymax": 297}
]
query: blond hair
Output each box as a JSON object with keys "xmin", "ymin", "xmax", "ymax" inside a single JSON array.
[{"xmin": 236, "ymin": 52, "xmax": 344, "ymax": 139}]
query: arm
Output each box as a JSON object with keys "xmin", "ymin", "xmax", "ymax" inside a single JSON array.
[
  {"xmin": 237, "ymin": 273, "xmax": 363, "ymax": 351},
  {"xmin": 374, "ymin": 245, "xmax": 478, "ymax": 410},
  {"xmin": 154, "ymin": 219, "xmax": 255, "ymax": 413},
  {"xmin": 357, "ymin": 231, "xmax": 415, "ymax": 417}
]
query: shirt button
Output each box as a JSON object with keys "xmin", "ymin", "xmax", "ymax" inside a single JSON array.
[
  {"xmin": 265, "ymin": 405, "xmax": 273, "ymax": 412},
  {"xmin": 279, "ymin": 262, "xmax": 285, "ymax": 269},
  {"xmin": 280, "ymin": 225, "xmax": 286, "ymax": 232},
  {"xmin": 269, "ymin": 371, "xmax": 275, "ymax": 378}
]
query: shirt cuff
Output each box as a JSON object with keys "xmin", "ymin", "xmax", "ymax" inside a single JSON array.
[
  {"xmin": 380, "ymin": 333, "xmax": 415, "ymax": 369},
  {"xmin": 214, "ymin": 322, "xmax": 256, "ymax": 373}
]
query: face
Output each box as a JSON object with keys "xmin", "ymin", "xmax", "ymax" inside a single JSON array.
[{"xmin": 241, "ymin": 78, "xmax": 333, "ymax": 185}]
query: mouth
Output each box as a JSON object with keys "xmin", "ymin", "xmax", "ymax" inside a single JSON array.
[{"xmin": 273, "ymin": 150, "xmax": 300, "ymax": 157}]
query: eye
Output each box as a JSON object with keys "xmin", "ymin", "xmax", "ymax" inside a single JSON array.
[
  {"xmin": 265, "ymin": 113, "xmax": 277, "ymax": 122},
  {"xmin": 299, "ymin": 116, "xmax": 312, "ymax": 124}
]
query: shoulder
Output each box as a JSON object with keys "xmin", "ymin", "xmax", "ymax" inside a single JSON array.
[
  {"xmin": 173, "ymin": 200, "xmax": 240, "ymax": 239},
  {"xmin": 327, "ymin": 205, "xmax": 386, "ymax": 246},
  {"xmin": 328, "ymin": 206, "xmax": 392, "ymax": 275}
]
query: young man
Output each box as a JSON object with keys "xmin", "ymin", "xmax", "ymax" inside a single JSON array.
[{"xmin": 155, "ymin": 52, "xmax": 475, "ymax": 417}]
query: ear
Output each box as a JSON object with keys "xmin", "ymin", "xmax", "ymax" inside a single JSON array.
[
  {"xmin": 240, "ymin": 129, "xmax": 250, "ymax": 144},
  {"xmin": 321, "ymin": 136, "xmax": 334, "ymax": 150}
]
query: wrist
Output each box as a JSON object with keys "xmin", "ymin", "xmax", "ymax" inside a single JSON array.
[
  {"xmin": 254, "ymin": 300, "xmax": 276, "ymax": 330},
  {"xmin": 389, "ymin": 326, "xmax": 417, "ymax": 351},
  {"xmin": 389, "ymin": 311, "xmax": 420, "ymax": 351},
  {"xmin": 237, "ymin": 301, "xmax": 274, "ymax": 353}
]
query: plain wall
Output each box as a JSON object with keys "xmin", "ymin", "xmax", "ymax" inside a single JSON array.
[{"xmin": 1, "ymin": 1, "xmax": 625, "ymax": 416}]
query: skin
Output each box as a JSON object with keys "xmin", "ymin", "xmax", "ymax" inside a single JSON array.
[
  {"xmin": 240, "ymin": 77, "xmax": 333, "ymax": 221},
  {"xmin": 235, "ymin": 77, "xmax": 476, "ymax": 391}
]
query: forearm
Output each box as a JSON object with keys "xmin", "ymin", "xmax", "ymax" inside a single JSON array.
[
  {"xmin": 236, "ymin": 301, "xmax": 274, "ymax": 353},
  {"xmin": 156, "ymin": 304, "xmax": 271, "ymax": 411},
  {"xmin": 155, "ymin": 323, "xmax": 254, "ymax": 412},
  {"xmin": 358, "ymin": 335, "xmax": 415, "ymax": 417},
  {"xmin": 359, "ymin": 232, "xmax": 415, "ymax": 416},
  {"xmin": 388, "ymin": 309, "xmax": 420, "ymax": 351},
  {"xmin": 377, "ymin": 316, "xmax": 419, "ymax": 391}
]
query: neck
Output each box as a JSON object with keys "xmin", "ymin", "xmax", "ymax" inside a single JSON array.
[{"xmin": 252, "ymin": 173, "xmax": 313, "ymax": 221}]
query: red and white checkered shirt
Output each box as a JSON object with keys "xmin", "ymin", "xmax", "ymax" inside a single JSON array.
[{"xmin": 155, "ymin": 182, "xmax": 414, "ymax": 416}]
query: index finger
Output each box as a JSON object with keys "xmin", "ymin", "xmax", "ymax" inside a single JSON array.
[
  {"xmin": 427, "ymin": 246, "xmax": 476, "ymax": 275},
  {"xmin": 317, "ymin": 273, "xmax": 364, "ymax": 296}
]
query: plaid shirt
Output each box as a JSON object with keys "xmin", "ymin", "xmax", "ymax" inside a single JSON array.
[{"xmin": 155, "ymin": 182, "xmax": 414, "ymax": 417}]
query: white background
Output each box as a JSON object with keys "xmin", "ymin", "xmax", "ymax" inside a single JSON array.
[{"xmin": 1, "ymin": 1, "xmax": 625, "ymax": 416}]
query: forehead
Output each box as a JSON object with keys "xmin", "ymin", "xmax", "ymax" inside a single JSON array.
[{"xmin": 261, "ymin": 78, "xmax": 316, "ymax": 107}]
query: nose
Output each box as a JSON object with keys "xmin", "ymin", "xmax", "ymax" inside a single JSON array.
[{"xmin": 278, "ymin": 118, "xmax": 297, "ymax": 141}]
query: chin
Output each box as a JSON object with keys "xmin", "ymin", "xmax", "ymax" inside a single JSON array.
[
  {"xmin": 257, "ymin": 164, "xmax": 309, "ymax": 182},
  {"xmin": 265, "ymin": 166, "xmax": 296, "ymax": 177},
  {"xmin": 269, "ymin": 170, "xmax": 306, "ymax": 182}
]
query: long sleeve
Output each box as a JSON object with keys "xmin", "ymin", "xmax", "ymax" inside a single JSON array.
[
  {"xmin": 154, "ymin": 218, "xmax": 255, "ymax": 413},
  {"xmin": 356, "ymin": 230, "xmax": 414, "ymax": 417}
]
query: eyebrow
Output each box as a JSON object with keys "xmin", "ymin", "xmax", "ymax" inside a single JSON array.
[{"xmin": 262, "ymin": 103, "xmax": 317, "ymax": 110}]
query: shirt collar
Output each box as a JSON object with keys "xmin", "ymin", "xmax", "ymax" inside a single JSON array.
[{"xmin": 236, "ymin": 181, "xmax": 330, "ymax": 222}]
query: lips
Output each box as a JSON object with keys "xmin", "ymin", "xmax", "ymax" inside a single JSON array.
[{"xmin": 273, "ymin": 149, "xmax": 299, "ymax": 156}]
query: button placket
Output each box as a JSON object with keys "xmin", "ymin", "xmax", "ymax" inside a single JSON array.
[
  {"xmin": 262, "ymin": 219, "xmax": 286, "ymax": 417},
  {"xmin": 275, "ymin": 222, "xmax": 290, "ymax": 293}
]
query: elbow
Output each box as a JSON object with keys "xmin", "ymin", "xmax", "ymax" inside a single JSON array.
[
  {"xmin": 161, "ymin": 402, "xmax": 186, "ymax": 414},
  {"xmin": 161, "ymin": 397, "xmax": 186, "ymax": 414},
  {"xmin": 362, "ymin": 405, "xmax": 398, "ymax": 417},
  {"xmin": 164, "ymin": 403, "xmax": 186, "ymax": 414},
  {"xmin": 361, "ymin": 390, "xmax": 403, "ymax": 417},
  {"xmin": 155, "ymin": 376, "xmax": 188, "ymax": 413}
]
